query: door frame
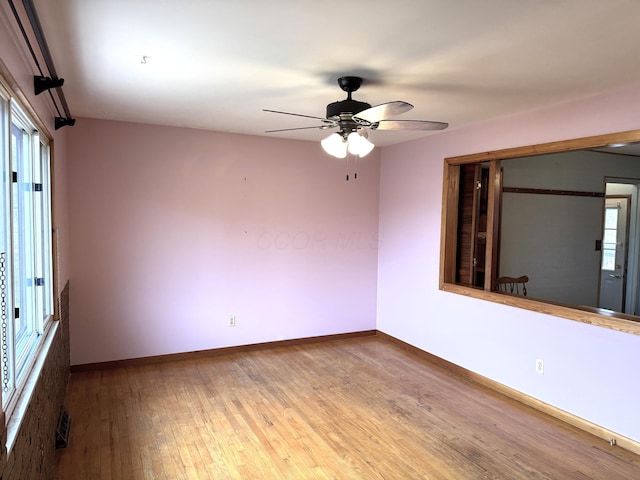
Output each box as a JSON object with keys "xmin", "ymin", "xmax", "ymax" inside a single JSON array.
[{"xmin": 600, "ymin": 177, "xmax": 640, "ymax": 314}]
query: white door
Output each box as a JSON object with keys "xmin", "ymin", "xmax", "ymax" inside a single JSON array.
[{"xmin": 599, "ymin": 197, "xmax": 630, "ymax": 311}]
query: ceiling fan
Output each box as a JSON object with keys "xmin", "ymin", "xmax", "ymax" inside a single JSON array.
[{"xmin": 263, "ymin": 76, "xmax": 448, "ymax": 160}]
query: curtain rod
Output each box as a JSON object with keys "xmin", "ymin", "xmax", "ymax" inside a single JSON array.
[{"xmin": 8, "ymin": 0, "xmax": 75, "ymax": 129}]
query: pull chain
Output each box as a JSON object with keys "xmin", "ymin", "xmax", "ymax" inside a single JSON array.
[
  {"xmin": 345, "ymin": 152, "xmax": 350, "ymax": 181},
  {"xmin": 345, "ymin": 153, "xmax": 359, "ymax": 181},
  {"xmin": 354, "ymin": 154, "xmax": 358, "ymax": 180}
]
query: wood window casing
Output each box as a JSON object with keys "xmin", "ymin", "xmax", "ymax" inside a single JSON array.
[{"xmin": 439, "ymin": 129, "xmax": 640, "ymax": 336}]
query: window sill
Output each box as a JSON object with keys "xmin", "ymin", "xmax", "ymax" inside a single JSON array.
[
  {"xmin": 5, "ymin": 319, "xmax": 58, "ymax": 453},
  {"xmin": 440, "ymin": 282, "xmax": 640, "ymax": 336}
]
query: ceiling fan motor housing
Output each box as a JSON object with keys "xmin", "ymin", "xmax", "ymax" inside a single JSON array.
[
  {"xmin": 326, "ymin": 76, "xmax": 371, "ymax": 121},
  {"xmin": 326, "ymin": 99, "xmax": 371, "ymax": 120}
]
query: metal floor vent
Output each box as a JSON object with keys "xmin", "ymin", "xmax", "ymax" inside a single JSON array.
[{"xmin": 55, "ymin": 408, "xmax": 70, "ymax": 449}]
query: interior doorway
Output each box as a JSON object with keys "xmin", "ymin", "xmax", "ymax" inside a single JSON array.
[
  {"xmin": 599, "ymin": 178, "xmax": 640, "ymax": 314},
  {"xmin": 598, "ymin": 196, "xmax": 630, "ymax": 311}
]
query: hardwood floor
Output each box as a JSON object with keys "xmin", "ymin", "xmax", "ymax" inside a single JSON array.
[{"xmin": 56, "ymin": 337, "xmax": 640, "ymax": 479}]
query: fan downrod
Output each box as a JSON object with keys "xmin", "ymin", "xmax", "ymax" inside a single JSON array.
[{"xmin": 326, "ymin": 76, "xmax": 370, "ymax": 120}]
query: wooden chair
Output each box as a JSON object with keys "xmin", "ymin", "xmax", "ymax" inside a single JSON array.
[{"xmin": 496, "ymin": 275, "xmax": 529, "ymax": 296}]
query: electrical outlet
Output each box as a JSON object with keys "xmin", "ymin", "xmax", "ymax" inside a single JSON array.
[
  {"xmin": 228, "ymin": 315, "xmax": 236, "ymax": 327},
  {"xmin": 535, "ymin": 358, "xmax": 544, "ymax": 375}
]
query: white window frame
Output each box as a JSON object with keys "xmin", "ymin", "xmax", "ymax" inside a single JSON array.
[
  {"xmin": 602, "ymin": 205, "xmax": 619, "ymax": 272},
  {"xmin": 0, "ymin": 79, "xmax": 54, "ymax": 415}
]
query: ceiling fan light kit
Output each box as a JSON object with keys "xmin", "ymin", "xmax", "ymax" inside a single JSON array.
[
  {"xmin": 264, "ymin": 76, "xmax": 448, "ymax": 176},
  {"xmin": 321, "ymin": 133, "xmax": 348, "ymax": 158},
  {"xmin": 320, "ymin": 130, "xmax": 375, "ymax": 159}
]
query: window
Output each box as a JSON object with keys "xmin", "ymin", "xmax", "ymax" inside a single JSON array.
[
  {"xmin": 440, "ymin": 129, "xmax": 640, "ymax": 336},
  {"xmin": 0, "ymin": 82, "xmax": 54, "ymax": 411},
  {"xmin": 601, "ymin": 206, "xmax": 619, "ymax": 271}
]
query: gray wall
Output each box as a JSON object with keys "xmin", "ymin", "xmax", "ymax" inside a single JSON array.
[{"xmin": 500, "ymin": 150, "xmax": 640, "ymax": 307}]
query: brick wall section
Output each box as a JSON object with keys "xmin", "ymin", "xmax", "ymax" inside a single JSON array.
[{"xmin": 0, "ymin": 281, "xmax": 70, "ymax": 480}]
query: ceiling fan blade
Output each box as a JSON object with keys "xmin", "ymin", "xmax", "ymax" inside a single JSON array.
[
  {"xmin": 354, "ymin": 101, "xmax": 413, "ymax": 124},
  {"xmin": 265, "ymin": 125, "xmax": 337, "ymax": 133},
  {"xmin": 263, "ymin": 109, "xmax": 330, "ymax": 122},
  {"xmin": 373, "ymin": 119, "xmax": 449, "ymax": 131}
]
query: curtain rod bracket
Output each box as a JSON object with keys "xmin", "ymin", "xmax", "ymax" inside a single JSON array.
[
  {"xmin": 34, "ymin": 76, "xmax": 64, "ymax": 95},
  {"xmin": 55, "ymin": 117, "xmax": 75, "ymax": 130}
]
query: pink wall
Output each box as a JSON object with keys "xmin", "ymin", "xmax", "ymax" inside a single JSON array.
[
  {"xmin": 6, "ymin": 0, "xmax": 639, "ymax": 446},
  {"xmin": 4, "ymin": 0, "xmax": 640, "ymax": 454},
  {"xmin": 377, "ymin": 84, "xmax": 640, "ymax": 443},
  {"xmin": 67, "ymin": 119, "xmax": 380, "ymax": 365}
]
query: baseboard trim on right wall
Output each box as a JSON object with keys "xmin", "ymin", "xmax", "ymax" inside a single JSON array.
[{"xmin": 376, "ymin": 330, "xmax": 640, "ymax": 457}]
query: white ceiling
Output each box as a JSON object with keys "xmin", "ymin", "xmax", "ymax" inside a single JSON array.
[{"xmin": 22, "ymin": 0, "xmax": 640, "ymax": 146}]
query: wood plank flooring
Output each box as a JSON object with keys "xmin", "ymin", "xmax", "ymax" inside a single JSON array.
[{"xmin": 56, "ymin": 337, "xmax": 640, "ymax": 479}]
